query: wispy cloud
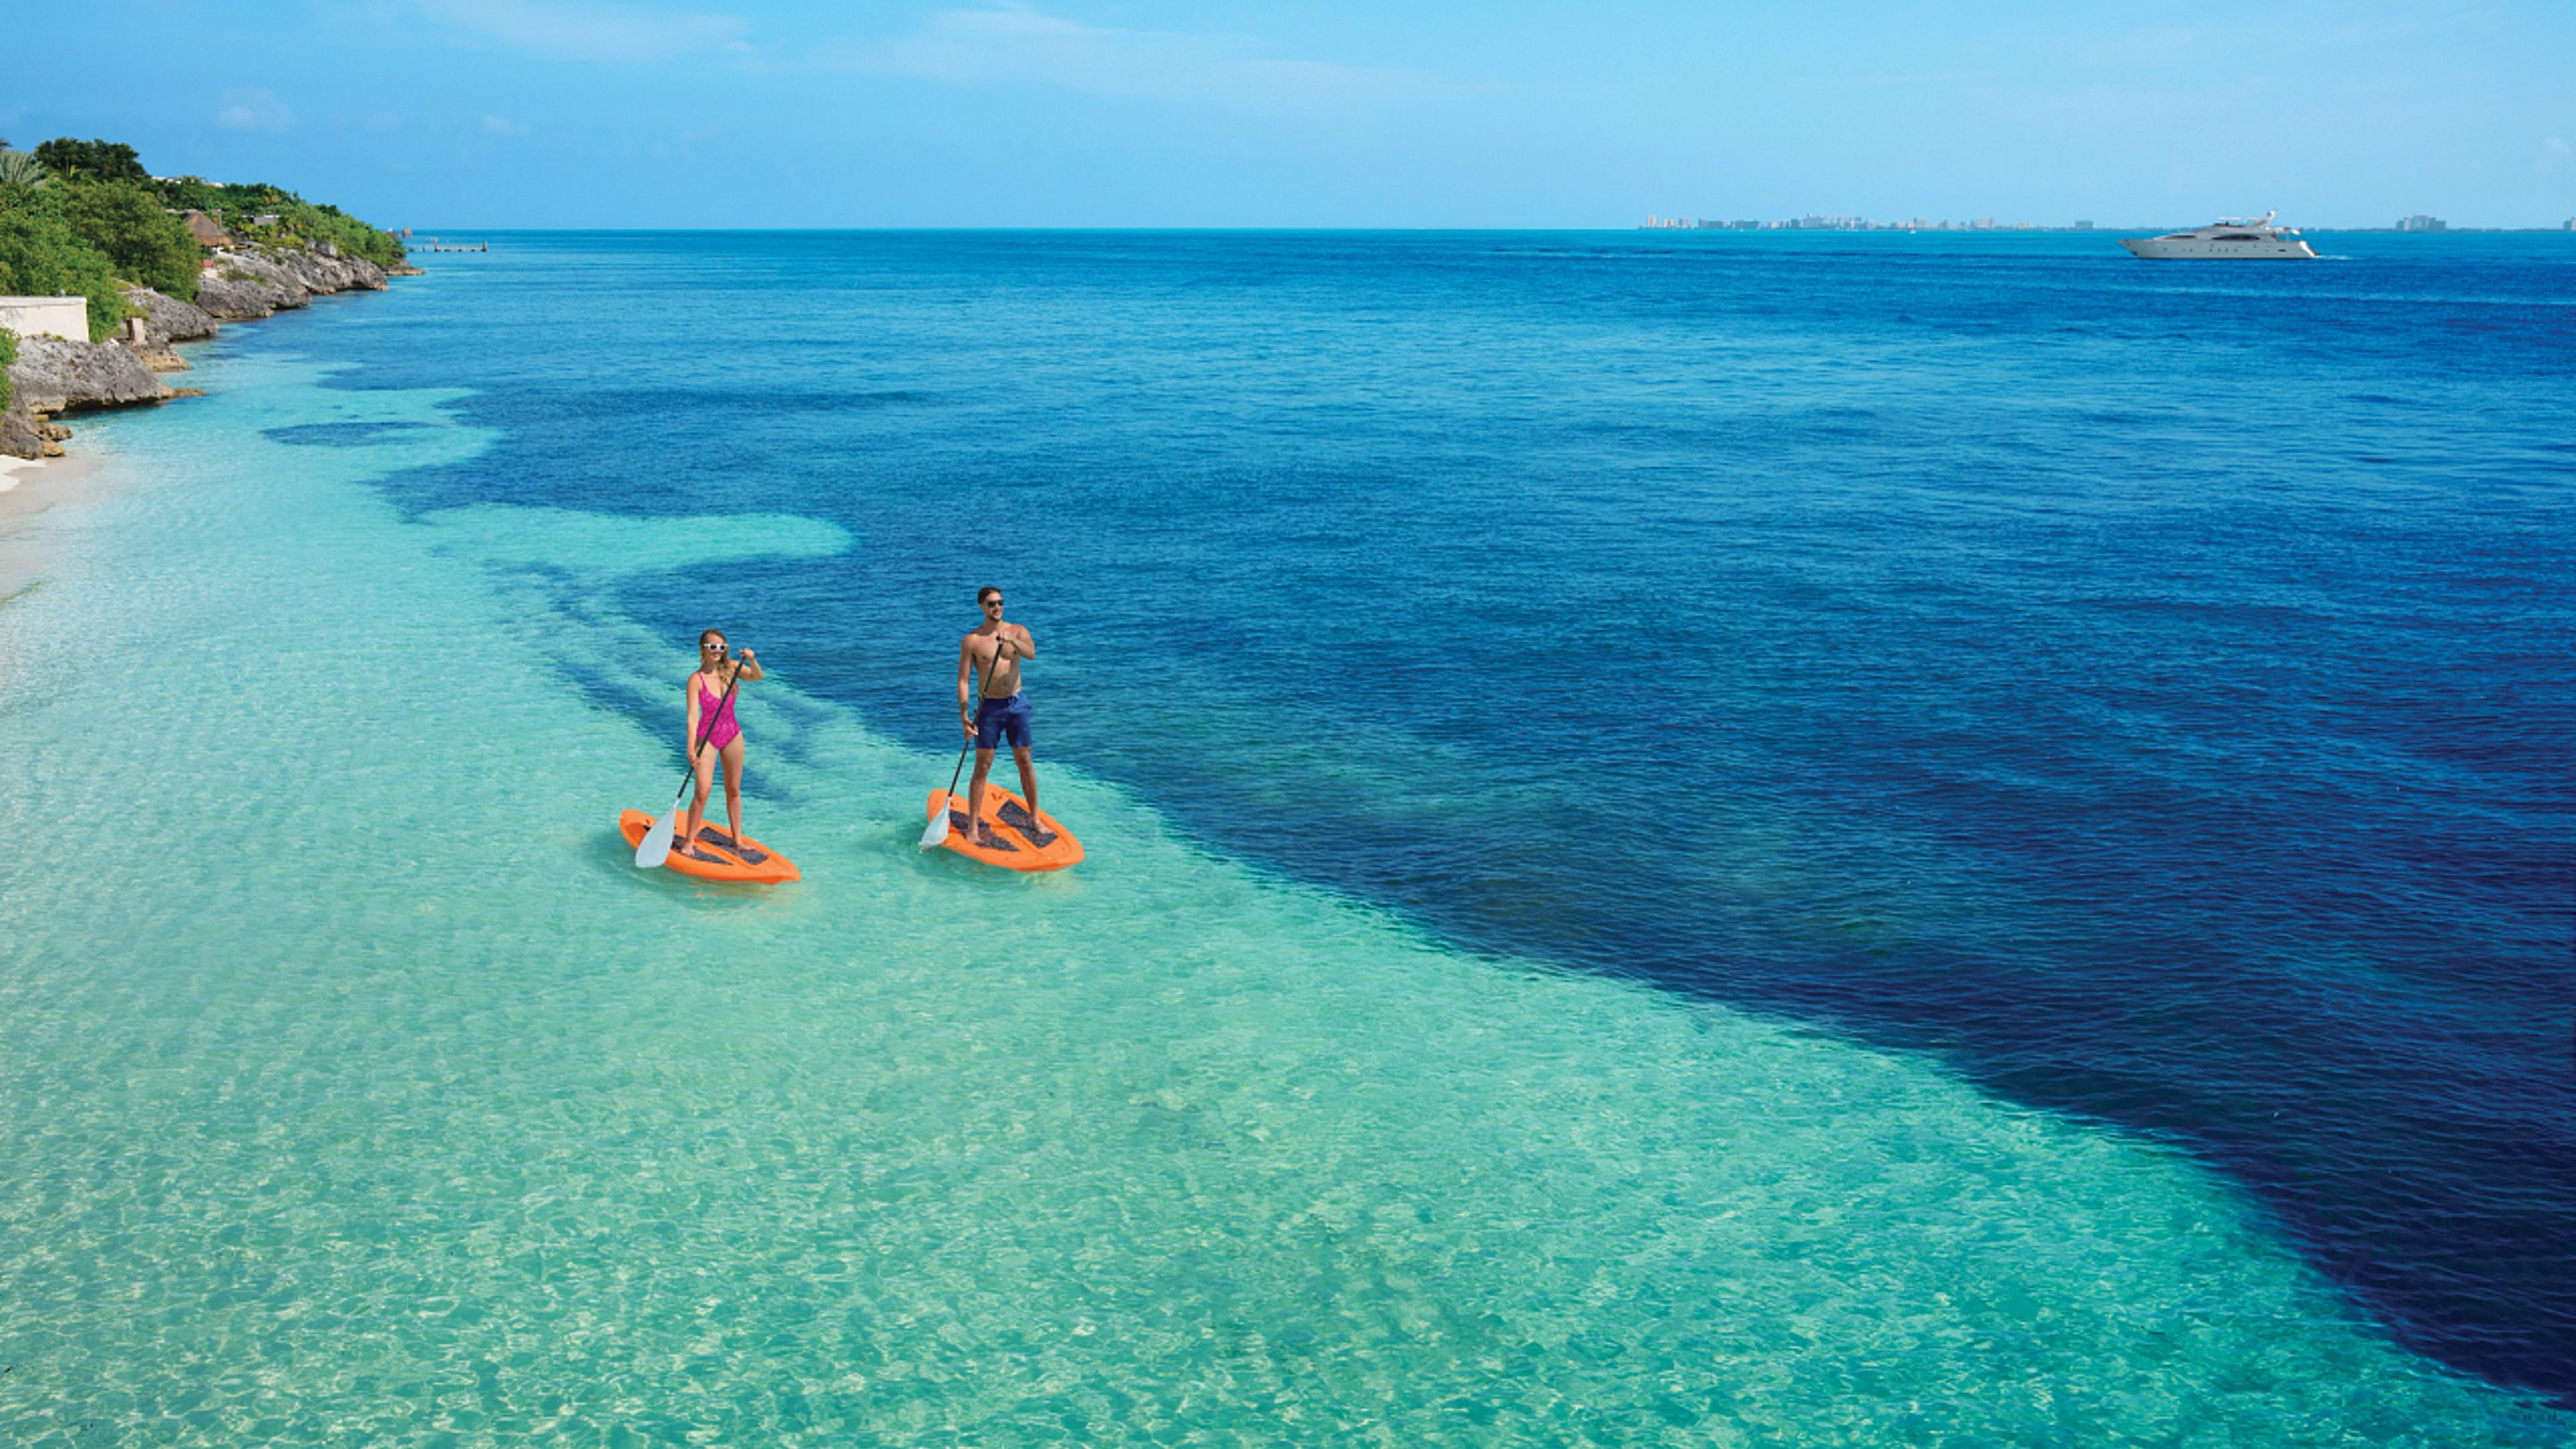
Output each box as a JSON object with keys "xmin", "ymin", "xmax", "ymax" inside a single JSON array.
[
  {"xmin": 482, "ymin": 114, "xmax": 533, "ymax": 136},
  {"xmin": 811, "ymin": 6, "xmax": 1495, "ymax": 109},
  {"xmin": 216, "ymin": 88, "xmax": 293, "ymax": 133},
  {"xmin": 417, "ymin": 0, "xmax": 749, "ymax": 64}
]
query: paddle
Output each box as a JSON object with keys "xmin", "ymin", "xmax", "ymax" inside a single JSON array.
[
  {"xmin": 919, "ymin": 636, "xmax": 1011, "ymax": 850},
  {"xmin": 635, "ymin": 649, "xmax": 747, "ymax": 869}
]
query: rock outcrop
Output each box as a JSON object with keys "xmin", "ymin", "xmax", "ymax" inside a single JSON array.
[
  {"xmin": 270, "ymin": 247, "xmax": 388, "ymax": 294},
  {"xmin": 8, "ymin": 337, "xmax": 176, "ymax": 414},
  {"xmin": 193, "ymin": 252, "xmax": 307, "ymax": 320},
  {"xmin": 5, "ymin": 242, "xmax": 408, "ymax": 458},
  {"xmin": 122, "ymin": 286, "xmax": 219, "ymax": 345},
  {"xmin": 1, "ymin": 398, "xmax": 42, "ymax": 460},
  {"xmin": 191, "ymin": 245, "xmax": 392, "ymax": 319}
]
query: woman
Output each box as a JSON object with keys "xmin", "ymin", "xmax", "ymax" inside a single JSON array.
[{"xmin": 679, "ymin": 629, "xmax": 765, "ymax": 861}]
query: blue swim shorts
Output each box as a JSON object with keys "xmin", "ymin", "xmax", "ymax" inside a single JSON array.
[{"xmin": 975, "ymin": 692, "xmax": 1033, "ymax": 751}]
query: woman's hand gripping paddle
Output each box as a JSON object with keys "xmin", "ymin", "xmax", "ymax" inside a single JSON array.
[
  {"xmin": 635, "ymin": 655, "xmax": 747, "ymax": 869},
  {"xmin": 920, "ymin": 637, "xmax": 1010, "ymax": 850}
]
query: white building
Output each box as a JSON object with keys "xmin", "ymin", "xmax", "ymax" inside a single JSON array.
[{"xmin": 0, "ymin": 296, "xmax": 91, "ymax": 342}]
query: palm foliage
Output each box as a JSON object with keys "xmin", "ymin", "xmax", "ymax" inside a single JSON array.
[{"xmin": 0, "ymin": 150, "xmax": 48, "ymax": 189}]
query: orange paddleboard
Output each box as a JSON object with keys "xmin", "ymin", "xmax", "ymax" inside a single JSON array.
[
  {"xmin": 927, "ymin": 788, "xmax": 1084, "ymax": 871},
  {"xmin": 620, "ymin": 809, "xmax": 802, "ymax": 883}
]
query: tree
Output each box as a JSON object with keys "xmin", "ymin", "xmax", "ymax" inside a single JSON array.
[
  {"xmin": 0, "ymin": 149, "xmax": 47, "ymax": 189},
  {"xmin": 0, "ymin": 186, "xmax": 127, "ymax": 341},
  {"xmin": 34, "ymin": 138, "xmax": 150, "ymax": 186},
  {"xmin": 60, "ymin": 180, "xmax": 201, "ymax": 300}
]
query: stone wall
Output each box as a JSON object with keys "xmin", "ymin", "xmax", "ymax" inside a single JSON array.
[{"xmin": 0, "ymin": 297, "xmax": 92, "ymax": 343}]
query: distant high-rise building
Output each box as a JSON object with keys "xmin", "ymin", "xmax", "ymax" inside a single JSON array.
[
  {"xmin": 2073, "ymin": 220, "xmax": 2094, "ymax": 230},
  {"xmin": 2396, "ymin": 214, "xmax": 2448, "ymax": 232}
]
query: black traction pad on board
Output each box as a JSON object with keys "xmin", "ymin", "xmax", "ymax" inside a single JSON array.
[
  {"xmin": 949, "ymin": 810, "xmax": 1020, "ymax": 851},
  {"xmin": 697, "ymin": 827, "xmax": 768, "ymax": 865},
  {"xmin": 996, "ymin": 799, "xmax": 1057, "ymax": 847}
]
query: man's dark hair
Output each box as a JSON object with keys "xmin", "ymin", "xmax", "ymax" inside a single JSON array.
[{"xmin": 977, "ymin": 586, "xmax": 1002, "ymax": 604}]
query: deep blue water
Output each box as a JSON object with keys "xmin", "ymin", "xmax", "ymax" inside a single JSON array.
[{"xmin": 277, "ymin": 229, "xmax": 2573, "ymax": 1399}]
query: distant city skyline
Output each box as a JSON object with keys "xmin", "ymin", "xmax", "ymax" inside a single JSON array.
[{"xmin": 5, "ymin": 1, "xmax": 2572, "ymax": 229}]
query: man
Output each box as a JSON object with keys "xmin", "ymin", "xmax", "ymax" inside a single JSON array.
[{"xmin": 957, "ymin": 585, "xmax": 1049, "ymax": 847}]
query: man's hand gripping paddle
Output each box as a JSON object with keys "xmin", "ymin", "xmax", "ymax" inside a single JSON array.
[
  {"xmin": 635, "ymin": 656, "xmax": 747, "ymax": 869},
  {"xmin": 920, "ymin": 637, "xmax": 1010, "ymax": 851}
]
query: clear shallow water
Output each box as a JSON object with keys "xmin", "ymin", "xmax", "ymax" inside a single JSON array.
[
  {"xmin": 0, "ymin": 234, "xmax": 2567, "ymax": 1443},
  {"xmin": 331, "ymin": 229, "xmax": 2574, "ymax": 1393}
]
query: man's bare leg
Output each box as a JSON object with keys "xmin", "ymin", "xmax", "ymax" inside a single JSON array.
[
  {"xmin": 1012, "ymin": 745, "xmax": 1041, "ymax": 838},
  {"xmin": 967, "ymin": 746, "xmax": 999, "ymax": 845}
]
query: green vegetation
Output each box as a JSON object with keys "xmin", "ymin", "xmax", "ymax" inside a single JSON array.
[
  {"xmin": 1, "ymin": 327, "xmax": 16, "ymax": 414},
  {"xmin": 61, "ymin": 180, "xmax": 200, "ymax": 301},
  {"xmin": 0, "ymin": 183, "xmax": 126, "ymax": 341},
  {"xmin": 0, "ymin": 136, "xmax": 405, "ymax": 344},
  {"xmin": 32, "ymin": 138, "xmax": 149, "ymax": 186},
  {"xmin": 154, "ymin": 175, "xmax": 406, "ymax": 268}
]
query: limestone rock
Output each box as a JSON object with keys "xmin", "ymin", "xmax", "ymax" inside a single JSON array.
[
  {"xmin": 262, "ymin": 245, "xmax": 388, "ymax": 295},
  {"xmin": 7, "ymin": 337, "xmax": 176, "ymax": 413},
  {"xmin": 0, "ymin": 398, "xmax": 40, "ymax": 460},
  {"xmin": 121, "ymin": 286, "xmax": 219, "ymax": 345},
  {"xmin": 194, "ymin": 266, "xmax": 284, "ymax": 320},
  {"xmin": 197, "ymin": 252, "xmax": 311, "ymax": 319}
]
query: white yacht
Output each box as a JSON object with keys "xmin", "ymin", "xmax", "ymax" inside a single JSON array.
[{"xmin": 2118, "ymin": 213, "xmax": 2318, "ymax": 260}]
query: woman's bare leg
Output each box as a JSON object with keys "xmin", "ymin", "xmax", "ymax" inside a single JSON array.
[
  {"xmin": 719, "ymin": 739, "xmax": 747, "ymax": 843},
  {"xmin": 682, "ymin": 745, "xmax": 717, "ymax": 850}
]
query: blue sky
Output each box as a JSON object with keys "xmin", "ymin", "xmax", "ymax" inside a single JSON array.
[{"xmin": 7, "ymin": 1, "xmax": 2573, "ymax": 227}]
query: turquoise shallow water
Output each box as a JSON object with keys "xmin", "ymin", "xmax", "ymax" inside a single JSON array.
[
  {"xmin": 2, "ymin": 334, "xmax": 2571, "ymax": 1442},
  {"xmin": 320, "ymin": 231, "xmax": 2576, "ymax": 1395}
]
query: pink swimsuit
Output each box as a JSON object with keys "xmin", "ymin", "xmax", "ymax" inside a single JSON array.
[{"xmin": 696, "ymin": 677, "xmax": 740, "ymax": 752}]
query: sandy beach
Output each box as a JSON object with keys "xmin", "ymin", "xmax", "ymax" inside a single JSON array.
[{"xmin": 0, "ymin": 450, "xmax": 110, "ymax": 611}]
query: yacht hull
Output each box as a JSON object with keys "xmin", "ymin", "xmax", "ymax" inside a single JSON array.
[{"xmin": 2118, "ymin": 237, "xmax": 2318, "ymax": 260}]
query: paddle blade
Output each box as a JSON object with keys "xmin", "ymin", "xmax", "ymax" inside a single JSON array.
[
  {"xmin": 918, "ymin": 792, "xmax": 951, "ymax": 850},
  {"xmin": 634, "ymin": 806, "xmax": 680, "ymax": 868}
]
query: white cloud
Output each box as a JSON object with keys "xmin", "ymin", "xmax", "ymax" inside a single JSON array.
[
  {"xmin": 816, "ymin": 6, "xmax": 1495, "ymax": 109},
  {"xmin": 418, "ymin": 0, "xmax": 749, "ymax": 64},
  {"xmin": 482, "ymin": 114, "xmax": 533, "ymax": 136},
  {"xmin": 216, "ymin": 88, "xmax": 294, "ymax": 133}
]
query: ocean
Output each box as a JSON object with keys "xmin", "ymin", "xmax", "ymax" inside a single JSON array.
[{"xmin": 1, "ymin": 229, "xmax": 2569, "ymax": 1444}]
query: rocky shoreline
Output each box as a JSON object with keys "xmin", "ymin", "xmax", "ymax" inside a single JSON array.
[{"xmin": 1, "ymin": 244, "xmax": 417, "ymax": 460}]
